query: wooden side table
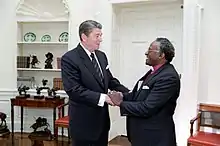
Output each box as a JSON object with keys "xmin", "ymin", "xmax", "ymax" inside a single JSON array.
[{"xmin": 10, "ymin": 96, "xmax": 65, "ymax": 137}]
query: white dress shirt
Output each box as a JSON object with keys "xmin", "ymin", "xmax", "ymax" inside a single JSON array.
[{"xmin": 80, "ymin": 43, "xmax": 106, "ymax": 107}]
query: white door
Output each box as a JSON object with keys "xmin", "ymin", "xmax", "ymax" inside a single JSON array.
[{"xmin": 116, "ymin": 1, "xmax": 183, "ymax": 89}]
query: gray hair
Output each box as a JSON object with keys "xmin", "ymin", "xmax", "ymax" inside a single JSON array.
[
  {"xmin": 79, "ymin": 20, "xmax": 102, "ymax": 41},
  {"xmin": 155, "ymin": 37, "xmax": 175, "ymax": 62}
]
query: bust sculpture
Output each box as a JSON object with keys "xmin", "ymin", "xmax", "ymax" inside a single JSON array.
[{"xmin": 44, "ymin": 52, "xmax": 53, "ymax": 69}]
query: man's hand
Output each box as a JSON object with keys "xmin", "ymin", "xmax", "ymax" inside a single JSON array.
[
  {"xmin": 105, "ymin": 95, "xmax": 115, "ymax": 106},
  {"xmin": 108, "ymin": 91, "xmax": 123, "ymax": 106}
]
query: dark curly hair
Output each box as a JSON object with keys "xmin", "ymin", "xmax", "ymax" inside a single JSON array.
[{"xmin": 155, "ymin": 37, "xmax": 175, "ymax": 62}]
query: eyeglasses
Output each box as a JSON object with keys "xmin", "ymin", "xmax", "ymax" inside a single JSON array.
[{"xmin": 145, "ymin": 50, "xmax": 160, "ymax": 55}]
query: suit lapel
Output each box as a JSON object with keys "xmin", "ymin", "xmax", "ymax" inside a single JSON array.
[
  {"xmin": 134, "ymin": 70, "xmax": 152, "ymax": 98},
  {"xmin": 134, "ymin": 63, "xmax": 169, "ymax": 99},
  {"xmin": 76, "ymin": 44, "xmax": 104, "ymax": 88}
]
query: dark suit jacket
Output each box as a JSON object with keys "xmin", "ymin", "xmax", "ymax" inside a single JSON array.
[
  {"xmin": 61, "ymin": 44, "xmax": 129, "ymax": 141},
  {"xmin": 120, "ymin": 63, "xmax": 180, "ymax": 146}
]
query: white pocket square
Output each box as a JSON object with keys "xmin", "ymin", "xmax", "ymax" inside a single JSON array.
[
  {"xmin": 142, "ymin": 86, "xmax": 149, "ymax": 89},
  {"xmin": 106, "ymin": 65, "xmax": 109, "ymax": 70}
]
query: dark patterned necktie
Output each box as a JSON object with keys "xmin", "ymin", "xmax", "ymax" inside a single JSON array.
[{"xmin": 90, "ymin": 53, "xmax": 104, "ymax": 82}]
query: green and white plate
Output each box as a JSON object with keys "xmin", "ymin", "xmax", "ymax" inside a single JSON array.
[
  {"xmin": 59, "ymin": 32, "xmax": 68, "ymax": 42},
  {"xmin": 24, "ymin": 32, "xmax": 36, "ymax": 42},
  {"xmin": 41, "ymin": 35, "xmax": 51, "ymax": 42}
]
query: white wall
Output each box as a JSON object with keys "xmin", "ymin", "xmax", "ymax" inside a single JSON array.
[
  {"xmin": 68, "ymin": 0, "xmax": 113, "ymax": 57},
  {"xmin": 175, "ymin": 0, "xmax": 199, "ymax": 145},
  {"xmin": 175, "ymin": 0, "xmax": 220, "ymax": 144},
  {"xmin": 0, "ymin": 0, "xmax": 20, "ymax": 134},
  {"xmin": 198, "ymin": 0, "xmax": 220, "ymax": 104},
  {"xmin": 0, "ymin": 0, "xmax": 17, "ymax": 90}
]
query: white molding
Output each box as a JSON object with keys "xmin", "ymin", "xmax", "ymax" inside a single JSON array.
[
  {"xmin": 109, "ymin": 0, "xmax": 146, "ymax": 4},
  {"xmin": 62, "ymin": 0, "xmax": 69, "ymax": 12},
  {"xmin": 0, "ymin": 88, "xmax": 67, "ymax": 98},
  {"xmin": 0, "ymin": 88, "xmax": 17, "ymax": 92},
  {"xmin": 17, "ymin": 18, "xmax": 69, "ymax": 22},
  {"xmin": 196, "ymin": 3, "xmax": 204, "ymax": 10},
  {"xmin": 0, "ymin": 88, "xmax": 17, "ymax": 97},
  {"xmin": 109, "ymin": 0, "xmax": 180, "ymax": 4},
  {"xmin": 16, "ymin": 0, "xmax": 70, "ymax": 21},
  {"xmin": 17, "ymin": 68, "xmax": 61, "ymax": 72},
  {"xmin": 16, "ymin": 0, "xmax": 24, "ymax": 11}
]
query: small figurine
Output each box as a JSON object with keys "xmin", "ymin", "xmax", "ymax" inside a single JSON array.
[
  {"xmin": 47, "ymin": 88, "xmax": 53, "ymax": 97},
  {"xmin": 30, "ymin": 117, "xmax": 50, "ymax": 132},
  {"xmin": 44, "ymin": 52, "xmax": 53, "ymax": 69},
  {"xmin": 0, "ymin": 112, "xmax": 10, "ymax": 137},
  {"xmin": 36, "ymin": 79, "xmax": 49, "ymax": 96},
  {"xmin": 30, "ymin": 55, "xmax": 40, "ymax": 68},
  {"xmin": 18, "ymin": 85, "xmax": 30, "ymax": 97},
  {"xmin": 0, "ymin": 112, "xmax": 6, "ymax": 128},
  {"xmin": 47, "ymin": 87, "xmax": 60, "ymax": 98},
  {"xmin": 51, "ymin": 87, "xmax": 59, "ymax": 97},
  {"xmin": 29, "ymin": 117, "xmax": 52, "ymax": 140}
]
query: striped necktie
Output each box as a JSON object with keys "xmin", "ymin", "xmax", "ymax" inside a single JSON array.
[{"xmin": 90, "ymin": 53, "xmax": 103, "ymax": 82}]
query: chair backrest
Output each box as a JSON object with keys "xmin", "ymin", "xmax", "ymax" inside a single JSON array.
[{"xmin": 197, "ymin": 103, "xmax": 220, "ymax": 132}]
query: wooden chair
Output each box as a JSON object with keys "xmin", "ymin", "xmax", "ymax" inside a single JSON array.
[
  {"xmin": 187, "ymin": 103, "xmax": 220, "ymax": 146},
  {"xmin": 54, "ymin": 102, "xmax": 70, "ymax": 140}
]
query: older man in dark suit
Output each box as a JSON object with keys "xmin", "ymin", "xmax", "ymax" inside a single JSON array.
[
  {"xmin": 61, "ymin": 20, "xmax": 129, "ymax": 146},
  {"xmin": 109, "ymin": 38, "xmax": 180, "ymax": 146}
]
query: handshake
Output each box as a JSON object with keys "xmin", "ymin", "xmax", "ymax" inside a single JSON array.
[{"xmin": 105, "ymin": 91, "xmax": 123, "ymax": 106}]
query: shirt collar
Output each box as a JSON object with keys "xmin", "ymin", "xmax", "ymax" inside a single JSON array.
[
  {"xmin": 80, "ymin": 43, "xmax": 93, "ymax": 57},
  {"xmin": 152, "ymin": 63, "xmax": 164, "ymax": 72}
]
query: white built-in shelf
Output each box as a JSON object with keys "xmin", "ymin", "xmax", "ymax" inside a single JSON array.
[
  {"xmin": 15, "ymin": 0, "xmax": 69, "ymax": 91},
  {"xmin": 17, "ymin": 68, "xmax": 61, "ymax": 72},
  {"xmin": 17, "ymin": 42, "xmax": 68, "ymax": 45}
]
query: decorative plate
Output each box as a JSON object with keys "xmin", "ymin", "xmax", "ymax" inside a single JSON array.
[
  {"xmin": 41, "ymin": 35, "xmax": 51, "ymax": 42},
  {"xmin": 24, "ymin": 32, "xmax": 36, "ymax": 42},
  {"xmin": 58, "ymin": 32, "xmax": 68, "ymax": 42}
]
